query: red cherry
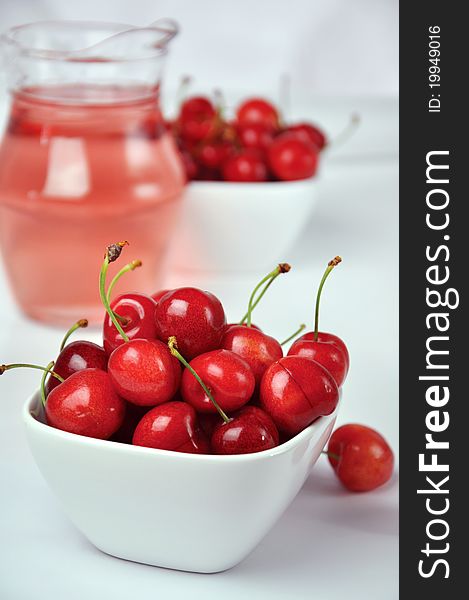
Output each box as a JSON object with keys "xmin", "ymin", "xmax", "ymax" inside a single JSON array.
[
  {"xmin": 288, "ymin": 333, "xmax": 348, "ymax": 387},
  {"xmin": 268, "ymin": 132, "xmax": 319, "ymax": 181},
  {"xmin": 45, "ymin": 340, "xmax": 107, "ymax": 395},
  {"xmin": 237, "ymin": 123, "xmax": 275, "ymax": 153},
  {"xmin": 180, "ymin": 96, "xmax": 215, "ymax": 120},
  {"xmin": 296, "ymin": 331, "xmax": 349, "ymax": 372},
  {"xmin": 260, "ymin": 356, "xmax": 339, "ymax": 435},
  {"xmin": 179, "ymin": 96, "xmax": 219, "ymax": 141},
  {"xmin": 288, "ymin": 257, "xmax": 349, "ymax": 386},
  {"xmin": 222, "ymin": 150, "xmax": 268, "ymax": 182},
  {"xmin": 327, "ymin": 424, "xmax": 394, "ymax": 492},
  {"xmin": 154, "ymin": 287, "xmax": 226, "ymax": 360},
  {"xmin": 108, "ymin": 338, "xmax": 181, "ymax": 406},
  {"xmin": 236, "ymin": 98, "xmax": 279, "ymax": 129},
  {"xmin": 45, "ymin": 369, "xmax": 125, "ymax": 440},
  {"xmin": 103, "ymin": 292, "xmax": 158, "ymax": 356},
  {"xmin": 221, "ymin": 325, "xmax": 283, "ymax": 386},
  {"xmin": 197, "ymin": 140, "xmax": 234, "ymax": 170},
  {"xmin": 212, "ymin": 405, "xmax": 279, "ymax": 455},
  {"xmin": 133, "ymin": 401, "xmax": 210, "ymax": 454},
  {"xmin": 286, "ymin": 123, "xmax": 327, "ymax": 150},
  {"xmin": 181, "ymin": 349, "xmax": 255, "ymax": 414}
]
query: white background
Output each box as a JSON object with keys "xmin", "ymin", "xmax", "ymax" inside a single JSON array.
[{"xmin": 0, "ymin": 2, "xmax": 398, "ymax": 599}]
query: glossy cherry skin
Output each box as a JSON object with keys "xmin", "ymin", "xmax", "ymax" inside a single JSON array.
[
  {"xmin": 45, "ymin": 368, "xmax": 125, "ymax": 440},
  {"xmin": 222, "ymin": 150, "xmax": 268, "ymax": 182},
  {"xmin": 179, "ymin": 96, "xmax": 219, "ymax": 141},
  {"xmin": 181, "ymin": 349, "xmax": 255, "ymax": 414},
  {"xmin": 260, "ymin": 356, "xmax": 339, "ymax": 435},
  {"xmin": 197, "ymin": 140, "xmax": 234, "ymax": 170},
  {"xmin": 295, "ymin": 331, "xmax": 349, "ymax": 373},
  {"xmin": 237, "ymin": 123, "xmax": 275, "ymax": 153},
  {"xmin": 236, "ymin": 98, "xmax": 279, "ymax": 129},
  {"xmin": 221, "ymin": 325, "xmax": 283, "ymax": 386},
  {"xmin": 103, "ymin": 292, "xmax": 158, "ymax": 356},
  {"xmin": 328, "ymin": 424, "xmax": 394, "ymax": 492},
  {"xmin": 108, "ymin": 338, "xmax": 181, "ymax": 406},
  {"xmin": 154, "ymin": 287, "xmax": 226, "ymax": 360},
  {"xmin": 45, "ymin": 340, "xmax": 107, "ymax": 395},
  {"xmin": 132, "ymin": 401, "xmax": 210, "ymax": 454},
  {"xmin": 212, "ymin": 406, "xmax": 279, "ymax": 455},
  {"xmin": 268, "ymin": 132, "xmax": 319, "ymax": 181},
  {"xmin": 286, "ymin": 123, "xmax": 327, "ymax": 150},
  {"xmin": 288, "ymin": 331, "xmax": 349, "ymax": 387}
]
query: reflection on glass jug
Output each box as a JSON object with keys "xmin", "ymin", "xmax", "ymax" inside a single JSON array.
[{"xmin": 0, "ymin": 20, "xmax": 185, "ymax": 324}]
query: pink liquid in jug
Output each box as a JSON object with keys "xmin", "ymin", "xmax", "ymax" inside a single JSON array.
[{"xmin": 0, "ymin": 85, "xmax": 185, "ymax": 324}]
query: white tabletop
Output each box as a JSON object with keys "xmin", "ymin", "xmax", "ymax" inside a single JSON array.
[{"xmin": 0, "ymin": 96, "xmax": 398, "ymax": 600}]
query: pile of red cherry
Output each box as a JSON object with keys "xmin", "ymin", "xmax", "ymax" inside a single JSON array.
[
  {"xmin": 167, "ymin": 95, "xmax": 325, "ymax": 182},
  {"xmin": 1, "ymin": 243, "xmax": 393, "ymax": 492}
]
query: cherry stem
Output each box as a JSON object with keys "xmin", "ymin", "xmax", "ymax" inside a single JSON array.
[
  {"xmin": 59, "ymin": 319, "xmax": 88, "ymax": 353},
  {"xmin": 327, "ymin": 113, "xmax": 360, "ymax": 151},
  {"xmin": 314, "ymin": 256, "xmax": 342, "ymax": 342},
  {"xmin": 40, "ymin": 361, "xmax": 55, "ymax": 407},
  {"xmin": 322, "ymin": 450, "xmax": 340, "ymax": 461},
  {"xmin": 168, "ymin": 336, "xmax": 231, "ymax": 424},
  {"xmin": 0, "ymin": 363, "xmax": 64, "ymax": 383},
  {"xmin": 99, "ymin": 243, "xmax": 130, "ymax": 343},
  {"xmin": 241, "ymin": 263, "xmax": 291, "ymax": 327},
  {"xmin": 106, "ymin": 260, "xmax": 142, "ymax": 305},
  {"xmin": 280, "ymin": 324, "xmax": 306, "ymax": 346}
]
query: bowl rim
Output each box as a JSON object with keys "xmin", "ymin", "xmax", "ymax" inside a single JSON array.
[
  {"xmin": 186, "ymin": 175, "xmax": 319, "ymax": 191},
  {"xmin": 23, "ymin": 392, "xmax": 340, "ymax": 463}
]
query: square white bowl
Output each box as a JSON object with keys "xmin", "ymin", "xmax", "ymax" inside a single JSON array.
[
  {"xmin": 167, "ymin": 177, "xmax": 319, "ymax": 273},
  {"xmin": 23, "ymin": 392, "xmax": 338, "ymax": 573}
]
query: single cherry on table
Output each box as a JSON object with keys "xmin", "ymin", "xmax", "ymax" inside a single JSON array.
[{"xmin": 327, "ymin": 424, "xmax": 394, "ymax": 492}]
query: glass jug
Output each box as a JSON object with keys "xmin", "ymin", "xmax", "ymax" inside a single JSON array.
[{"xmin": 0, "ymin": 21, "xmax": 185, "ymax": 324}]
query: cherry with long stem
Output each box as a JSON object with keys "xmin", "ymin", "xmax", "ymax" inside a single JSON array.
[
  {"xmin": 168, "ymin": 336, "xmax": 231, "ymax": 424},
  {"xmin": 240, "ymin": 263, "xmax": 291, "ymax": 326},
  {"xmin": 280, "ymin": 323, "xmax": 306, "ymax": 346},
  {"xmin": 99, "ymin": 242, "xmax": 130, "ymax": 342},
  {"xmin": 313, "ymin": 256, "xmax": 341, "ymax": 341},
  {"xmin": 59, "ymin": 319, "xmax": 88, "ymax": 352}
]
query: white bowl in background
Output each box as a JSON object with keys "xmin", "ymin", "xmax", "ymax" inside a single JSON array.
[
  {"xmin": 167, "ymin": 177, "xmax": 319, "ymax": 272},
  {"xmin": 24, "ymin": 392, "xmax": 338, "ymax": 573}
]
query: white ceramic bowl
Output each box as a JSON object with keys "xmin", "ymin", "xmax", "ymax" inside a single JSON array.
[
  {"xmin": 24, "ymin": 392, "xmax": 338, "ymax": 573},
  {"xmin": 167, "ymin": 177, "xmax": 319, "ymax": 272}
]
